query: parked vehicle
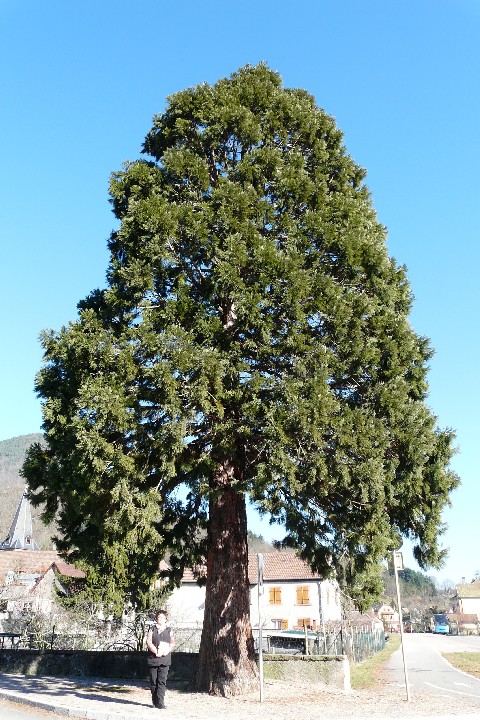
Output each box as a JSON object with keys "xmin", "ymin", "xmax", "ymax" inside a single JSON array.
[{"xmin": 433, "ymin": 613, "xmax": 449, "ymax": 635}]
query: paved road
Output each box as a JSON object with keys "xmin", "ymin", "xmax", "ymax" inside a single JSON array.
[{"xmin": 388, "ymin": 633, "xmax": 480, "ymax": 703}]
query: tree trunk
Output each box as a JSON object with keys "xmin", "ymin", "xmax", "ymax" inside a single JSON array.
[{"xmin": 194, "ymin": 461, "xmax": 258, "ymax": 696}]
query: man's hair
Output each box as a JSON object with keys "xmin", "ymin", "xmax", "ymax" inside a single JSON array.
[{"xmin": 155, "ymin": 609, "xmax": 168, "ymax": 619}]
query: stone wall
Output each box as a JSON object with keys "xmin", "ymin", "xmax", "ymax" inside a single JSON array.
[
  {"xmin": 0, "ymin": 649, "xmax": 350, "ymax": 690},
  {"xmin": 262, "ymin": 653, "xmax": 350, "ymax": 691},
  {"xmin": 0, "ymin": 649, "xmax": 197, "ymax": 681}
]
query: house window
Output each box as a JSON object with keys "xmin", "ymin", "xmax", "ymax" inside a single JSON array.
[
  {"xmin": 297, "ymin": 617, "xmax": 312, "ymax": 628},
  {"xmin": 271, "ymin": 618, "xmax": 288, "ymax": 630},
  {"xmin": 269, "ymin": 587, "xmax": 282, "ymax": 605},
  {"xmin": 296, "ymin": 585, "xmax": 310, "ymax": 605}
]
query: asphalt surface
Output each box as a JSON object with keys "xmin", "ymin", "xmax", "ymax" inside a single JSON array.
[{"xmin": 388, "ymin": 633, "xmax": 480, "ymax": 703}]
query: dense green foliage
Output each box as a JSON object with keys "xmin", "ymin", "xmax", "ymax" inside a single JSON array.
[
  {"xmin": 23, "ymin": 64, "xmax": 458, "ymax": 615},
  {"xmin": 382, "ymin": 566, "xmax": 441, "ymax": 609},
  {"xmin": 398, "ymin": 567, "xmax": 438, "ymax": 596}
]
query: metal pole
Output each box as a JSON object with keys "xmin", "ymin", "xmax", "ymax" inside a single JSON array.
[
  {"xmin": 258, "ymin": 553, "xmax": 264, "ymax": 703},
  {"xmin": 393, "ymin": 551, "xmax": 411, "ymax": 702},
  {"xmin": 318, "ymin": 581, "xmax": 327, "ymax": 654}
]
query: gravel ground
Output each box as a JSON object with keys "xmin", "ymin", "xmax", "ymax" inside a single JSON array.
[
  {"xmin": 51, "ymin": 676, "xmax": 480, "ymax": 719},
  {"xmin": 2, "ymin": 671, "xmax": 480, "ymax": 719}
]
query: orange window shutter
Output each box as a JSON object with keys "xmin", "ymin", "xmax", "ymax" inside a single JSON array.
[
  {"xmin": 297, "ymin": 585, "xmax": 309, "ymax": 604},
  {"xmin": 270, "ymin": 587, "xmax": 281, "ymax": 604}
]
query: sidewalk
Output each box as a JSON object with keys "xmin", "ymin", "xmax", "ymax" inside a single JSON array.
[{"xmin": 0, "ymin": 672, "xmax": 479, "ymax": 720}]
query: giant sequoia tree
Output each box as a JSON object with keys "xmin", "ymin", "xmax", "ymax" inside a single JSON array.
[{"xmin": 23, "ymin": 64, "xmax": 458, "ymax": 695}]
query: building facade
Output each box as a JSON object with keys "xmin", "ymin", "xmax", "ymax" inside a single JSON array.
[
  {"xmin": 168, "ymin": 551, "xmax": 342, "ymax": 632},
  {"xmin": 452, "ymin": 581, "xmax": 480, "ymax": 619}
]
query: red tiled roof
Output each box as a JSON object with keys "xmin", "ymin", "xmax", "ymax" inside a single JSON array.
[
  {"xmin": 175, "ymin": 552, "xmax": 321, "ymax": 585},
  {"xmin": 53, "ymin": 560, "xmax": 85, "ymax": 578},
  {"xmin": 0, "ymin": 550, "xmax": 83, "ymax": 579},
  {"xmin": 248, "ymin": 552, "xmax": 322, "ymax": 584}
]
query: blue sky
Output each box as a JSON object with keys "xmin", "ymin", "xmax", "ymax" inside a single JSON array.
[{"xmin": 1, "ymin": 0, "xmax": 478, "ymax": 585}]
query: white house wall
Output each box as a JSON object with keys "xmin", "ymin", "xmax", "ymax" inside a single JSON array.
[
  {"xmin": 250, "ymin": 580, "xmax": 341, "ymax": 630},
  {"xmin": 458, "ymin": 598, "xmax": 480, "ymax": 616},
  {"xmin": 168, "ymin": 583, "xmax": 206, "ymax": 628},
  {"xmin": 168, "ymin": 579, "xmax": 341, "ymax": 631},
  {"xmin": 320, "ymin": 581, "xmax": 342, "ymax": 622}
]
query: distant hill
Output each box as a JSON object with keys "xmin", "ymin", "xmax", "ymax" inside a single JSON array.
[
  {"xmin": 247, "ymin": 530, "xmax": 275, "ymax": 553},
  {"xmin": 0, "ymin": 433, "xmax": 55, "ymax": 550},
  {"xmin": 0, "ymin": 433, "xmax": 44, "ymax": 464}
]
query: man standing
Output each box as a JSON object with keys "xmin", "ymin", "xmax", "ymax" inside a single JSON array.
[{"xmin": 146, "ymin": 610, "xmax": 175, "ymax": 709}]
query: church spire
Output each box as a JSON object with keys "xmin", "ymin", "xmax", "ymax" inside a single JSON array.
[{"xmin": 0, "ymin": 487, "xmax": 39, "ymax": 550}]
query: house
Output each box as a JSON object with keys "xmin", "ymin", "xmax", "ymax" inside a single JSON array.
[
  {"xmin": 345, "ymin": 609, "xmax": 384, "ymax": 633},
  {"xmin": 249, "ymin": 552, "xmax": 341, "ymax": 631},
  {"xmin": 0, "ymin": 490, "xmax": 84, "ymax": 619},
  {"xmin": 0, "ymin": 551, "xmax": 85, "ymax": 618},
  {"xmin": 375, "ymin": 603, "xmax": 400, "ymax": 632},
  {"xmin": 167, "ymin": 551, "xmax": 342, "ymax": 631},
  {"xmin": 451, "ymin": 581, "xmax": 480, "ymax": 619},
  {"xmin": 447, "ymin": 612, "xmax": 480, "ymax": 636}
]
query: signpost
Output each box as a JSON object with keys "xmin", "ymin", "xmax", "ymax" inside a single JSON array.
[
  {"xmin": 393, "ymin": 550, "xmax": 411, "ymax": 702},
  {"xmin": 258, "ymin": 553, "xmax": 264, "ymax": 703}
]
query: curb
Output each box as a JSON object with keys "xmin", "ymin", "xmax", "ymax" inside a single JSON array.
[
  {"xmin": 0, "ymin": 689, "xmax": 75, "ymax": 716},
  {"xmin": 0, "ymin": 688, "xmax": 155, "ymax": 719}
]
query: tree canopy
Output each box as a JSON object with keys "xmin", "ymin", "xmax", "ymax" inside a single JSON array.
[{"xmin": 23, "ymin": 63, "xmax": 459, "ymax": 694}]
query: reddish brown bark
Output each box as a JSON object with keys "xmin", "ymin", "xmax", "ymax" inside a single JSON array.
[{"xmin": 194, "ymin": 461, "xmax": 258, "ymax": 696}]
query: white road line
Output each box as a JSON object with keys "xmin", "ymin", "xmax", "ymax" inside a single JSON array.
[{"xmin": 425, "ymin": 682, "xmax": 480, "ymax": 699}]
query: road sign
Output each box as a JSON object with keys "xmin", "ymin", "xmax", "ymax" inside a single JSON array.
[{"xmin": 394, "ymin": 551, "xmax": 404, "ymax": 570}]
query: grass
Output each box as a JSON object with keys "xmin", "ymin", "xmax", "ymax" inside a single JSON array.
[
  {"xmin": 350, "ymin": 634, "xmax": 401, "ymax": 690},
  {"xmin": 76, "ymin": 683, "xmax": 132, "ymax": 693},
  {"xmin": 443, "ymin": 652, "xmax": 480, "ymax": 679}
]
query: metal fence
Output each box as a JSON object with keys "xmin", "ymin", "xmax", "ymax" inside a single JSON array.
[
  {"xmin": 258, "ymin": 625, "xmax": 385, "ymax": 663},
  {"xmin": 2, "ymin": 611, "xmax": 385, "ymax": 664}
]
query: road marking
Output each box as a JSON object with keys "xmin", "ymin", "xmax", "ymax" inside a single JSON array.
[
  {"xmin": 425, "ymin": 682, "xmax": 480, "ymax": 699},
  {"xmin": 455, "ymin": 682, "xmax": 473, "ymax": 687}
]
